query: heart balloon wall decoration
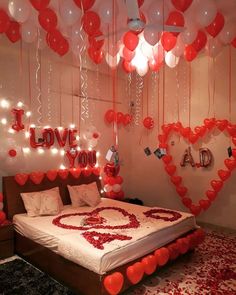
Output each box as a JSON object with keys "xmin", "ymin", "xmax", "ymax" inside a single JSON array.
[{"xmin": 158, "ymin": 118, "xmax": 236, "ymax": 216}]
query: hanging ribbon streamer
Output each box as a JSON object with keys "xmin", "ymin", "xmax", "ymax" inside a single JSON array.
[
  {"xmin": 47, "ymin": 57, "xmax": 52, "ymax": 123},
  {"xmin": 157, "ymin": 71, "xmax": 160, "ymax": 133},
  {"xmin": 134, "ymin": 74, "xmax": 144, "ymax": 126},
  {"xmin": 183, "ymin": 62, "xmax": 188, "ymax": 126},
  {"xmin": 207, "ymin": 56, "xmax": 211, "ymax": 118},
  {"xmin": 27, "ymin": 47, "xmax": 32, "ymax": 127},
  {"xmin": 212, "ymin": 58, "xmax": 216, "ymax": 118},
  {"xmin": 162, "ymin": 63, "xmax": 165, "ymax": 125},
  {"xmin": 175, "ymin": 65, "xmax": 180, "ymax": 122},
  {"xmin": 188, "ymin": 63, "xmax": 191, "ymax": 128},
  {"xmin": 228, "ymin": 46, "xmax": 232, "ymax": 122},
  {"xmin": 151, "ymin": 72, "xmax": 157, "ymax": 119},
  {"xmin": 59, "ymin": 65, "xmax": 62, "ymax": 127},
  {"xmin": 35, "ymin": 29, "xmax": 42, "ymax": 125},
  {"xmin": 71, "ymin": 65, "xmax": 74, "ymax": 125}
]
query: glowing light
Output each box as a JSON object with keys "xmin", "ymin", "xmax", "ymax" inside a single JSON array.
[
  {"xmin": 99, "ymin": 176, "xmax": 102, "ymax": 180},
  {"xmin": 100, "ymin": 190, "xmax": 104, "ymax": 194},
  {"xmin": 51, "ymin": 148, "xmax": 58, "ymax": 154},
  {"xmin": 17, "ymin": 101, "xmax": 24, "ymax": 108},
  {"xmin": 131, "ymin": 47, "xmax": 148, "ymax": 77},
  {"xmin": 88, "ymin": 147, "xmax": 92, "ymax": 151},
  {"xmin": 76, "ymin": 135, "xmax": 80, "ymax": 141},
  {"xmin": 1, "ymin": 118, "xmax": 7, "ymax": 125},
  {"xmin": 96, "ymin": 151, "xmax": 100, "ymax": 157},
  {"xmin": 23, "ymin": 147, "xmax": 30, "ymax": 154},
  {"xmin": 38, "ymin": 148, "xmax": 44, "ymax": 154},
  {"xmin": 60, "ymin": 164, "xmax": 66, "ymax": 169},
  {"xmin": 8, "ymin": 128, "xmax": 15, "ymax": 134},
  {"xmin": 0, "ymin": 99, "xmax": 10, "ymax": 109},
  {"xmin": 57, "ymin": 126, "xmax": 63, "ymax": 131},
  {"xmin": 30, "ymin": 124, "xmax": 35, "ymax": 128},
  {"xmin": 44, "ymin": 125, "xmax": 50, "ymax": 129},
  {"xmin": 76, "ymin": 146, "xmax": 81, "ymax": 151},
  {"xmin": 60, "ymin": 150, "xmax": 65, "ymax": 156},
  {"xmin": 25, "ymin": 131, "xmax": 30, "ymax": 138},
  {"xmin": 95, "ymin": 163, "xmax": 99, "ymax": 168},
  {"xmin": 70, "ymin": 124, "xmax": 75, "ymax": 129},
  {"xmin": 26, "ymin": 111, "xmax": 31, "ymax": 117}
]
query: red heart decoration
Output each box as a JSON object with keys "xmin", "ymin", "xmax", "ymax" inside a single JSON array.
[
  {"xmin": 14, "ymin": 173, "xmax": 29, "ymax": 186},
  {"xmin": 30, "ymin": 171, "xmax": 44, "ymax": 185},
  {"xmin": 154, "ymin": 247, "xmax": 170, "ymax": 266},
  {"xmin": 224, "ymin": 158, "xmax": 236, "ymax": 171},
  {"xmin": 162, "ymin": 155, "xmax": 172, "ymax": 164},
  {"xmin": 103, "ymin": 272, "xmax": 124, "ymax": 295},
  {"xmin": 165, "ymin": 165, "xmax": 176, "ymax": 176},
  {"xmin": 104, "ymin": 163, "xmax": 120, "ymax": 177},
  {"xmin": 211, "ymin": 180, "xmax": 223, "ymax": 192},
  {"xmin": 159, "ymin": 119, "xmax": 235, "ymax": 215},
  {"xmin": 126, "ymin": 262, "xmax": 144, "ymax": 285},
  {"xmin": 82, "ymin": 168, "xmax": 92, "ymax": 177},
  {"xmin": 69, "ymin": 168, "xmax": 81, "ymax": 179},
  {"xmin": 161, "ymin": 123, "xmax": 173, "ymax": 134},
  {"xmin": 158, "ymin": 134, "xmax": 167, "ymax": 143},
  {"xmin": 141, "ymin": 255, "xmax": 157, "ymax": 275},
  {"xmin": 176, "ymin": 237, "xmax": 189, "ymax": 254},
  {"xmin": 171, "ymin": 175, "xmax": 182, "ymax": 186},
  {"xmin": 176, "ymin": 186, "xmax": 188, "ymax": 197},
  {"xmin": 46, "ymin": 170, "xmax": 58, "ymax": 182},
  {"xmin": 92, "ymin": 167, "xmax": 101, "ymax": 176},
  {"xmin": 205, "ymin": 190, "xmax": 217, "ymax": 201},
  {"xmin": 218, "ymin": 169, "xmax": 231, "ymax": 181},
  {"xmin": 58, "ymin": 169, "xmax": 69, "ymax": 179},
  {"xmin": 167, "ymin": 242, "xmax": 180, "ymax": 260}
]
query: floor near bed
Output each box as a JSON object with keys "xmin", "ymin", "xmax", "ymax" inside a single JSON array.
[{"xmin": 0, "ymin": 225, "xmax": 235, "ymax": 295}]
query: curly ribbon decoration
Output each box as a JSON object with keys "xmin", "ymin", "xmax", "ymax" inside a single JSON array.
[
  {"xmin": 47, "ymin": 57, "xmax": 52, "ymax": 123},
  {"xmin": 134, "ymin": 74, "xmax": 144, "ymax": 126},
  {"xmin": 188, "ymin": 63, "xmax": 191, "ymax": 128},
  {"xmin": 228, "ymin": 46, "xmax": 232, "ymax": 122},
  {"xmin": 183, "ymin": 62, "xmax": 188, "ymax": 126},
  {"xmin": 35, "ymin": 29, "xmax": 42, "ymax": 125},
  {"xmin": 175, "ymin": 65, "xmax": 180, "ymax": 123},
  {"xmin": 27, "ymin": 46, "xmax": 32, "ymax": 126},
  {"xmin": 151, "ymin": 72, "xmax": 157, "ymax": 120},
  {"xmin": 157, "ymin": 71, "xmax": 160, "ymax": 133}
]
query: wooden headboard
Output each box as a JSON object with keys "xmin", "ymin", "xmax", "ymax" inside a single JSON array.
[{"xmin": 3, "ymin": 173, "xmax": 103, "ymax": 220}]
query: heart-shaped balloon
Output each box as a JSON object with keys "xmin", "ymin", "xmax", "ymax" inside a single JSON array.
[
  {"xmin": 69, "ymin": 168, "xmax": 81, "ymax": 179},
  {"xmin": 29, "ymin": 172, "xmax": 44, "ymax": 185},
  {"xmin": 14, "ymin": 173, "xmax": 29, "ymax": 186},
  {"xmin": 162, "ymin": 155, "xmax": 172, "ymax": 165},
  {"xmin": 103, "ymin": 272, "xmax": 124, "ymax": 295},
  {"xmin": 199, "ymin": 199, "xmax": 211, "ymax": 210},
  {"xmin": 190, "ymin": 204, "xmax": 201, "ymax": 216},
  {"xmin": 171, "ymin": 175, "xmax": 182, "ymax": 186},
  {"xmin": 218, "ymin": 169, "xmax": 231, "ymax": 181},
  {"xmin": 165, "ymin": 165, "xmax": 176, "ymax": 176},
  {"xmin": 216, "ymin": 119, "xmax": 228, "ymax": 131},
  {"xmin": 182, "ymin": 197, "xmax": 192, "ymax": 208},
  {"xmin": 233, "ymin": 137, "xmax": 236, "ymax": 146},
  {"xmin": 176, "ymin": 237, "xmax": 189, "ymax": 254},
  {"xmin": 176, "ymin": 186, "xmax": 188, "ymax": 197},
  {"xmin": 141, "ymin": 255, "xmax": 157, "ymax": 275},
  {"xmin": 104, "ymin": 163, "xmax": 120, "ymax": 177},
  {"xmin": 205, "ymin": 190, "xmax": 217, "ymax": 201},
  {"xmin": 204, "ymin": 118, "xmax": 215, "ymax": 129},
  {"xmin": 46, "ymin": 170, "xmax": 58, "ymax": 182},
  {"xmin": 154, "ymin": 247, "xmax": 169, "ymax": 266},
  {"xmin": 92, "ymin": 167, "xmax": 100, "ymax": 176},
  {"xmin": 82, "ymin": 168, "xmax": 92, "ymax": 177},
  {"xmin": 224, "ymin": 159, "xmax": 236, "ymax": 171},
  {"xmin": 232, "ymin": 149, "xmax": 236, "ymax": 158},
  {"xmin": 211, "ymin": 180, "xmax": 223, "ymax": 192},
  {"xmin": 126, "ymin": 262, "xmax": 144, "ymax": 284},
  {"xmin": 58, "ymin": 169, "xmax": 69, "ymax": 179},
  {"xmin": 188, "ymin": 132, "xmax": 199, "ymax": 144},
  {"xmin": 227, "ymin": 124, "xmax": 236, "ymax": 137}
]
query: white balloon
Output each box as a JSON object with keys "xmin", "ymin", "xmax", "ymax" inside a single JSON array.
[
  {"xmin": 97, "ymin": 0, "xmax": 115, "ymax": 24},
  {"xmin": 218, "ymin": 22, "xmax": 236, "ymax": 44},
  {"xmin": 141, "ymin": 42, "xmax": 154, "ymax": 60},
  {"xmin": 165, "ymin": 51, "xmax": 179, "ymax": 68},
  {"xmin": 195, "ymin": 0, "xmax": 217, "ymax": 27},
  {"xmin": 172, "ymin": 36, "xmax": 185, "ymax": 57},
  {"xmin": 21, "ymin": 21, "xmax": 37, "ymax": 43},
  {"xmin": 112, "ymin": 184, "xmax": 121, "ymax": 193},
  {"xmin": 147, "ymin": 0, "xmax": 169, "ymax": 25},
  {"xmin": 104, "ymin": 184, "xmax": 112, "ymax": 193},
  {"xmin": 180, "ymin": 22, "xmax": 198, "ymax": 45},
  {"xmin": 59, "ymin": 0, "xmax": 81, "ymax": 27},
  {"xmin": 8, "ymin": 0, "xmax": 31, "ymax": 23},
  {"xmin": 105, "ymin": 53, "xmax": 120, "ymax": 68}
]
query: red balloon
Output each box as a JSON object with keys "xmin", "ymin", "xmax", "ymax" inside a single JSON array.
[
  {"xmin": 82, "ymin": 11, "xmax": 100, "ymax": 36},
  {"xmin": 191, "ymin": 30, "xmax": 207, "ymax": 52},
  {"xmin": 182, "ymin": 197, "xmax": 192, "ymax": 208},
  {"xmin": 232, "ymin": 37, "xmax": 236, "ymax": 48},
  {"xmin": 165, "ymin": 165, "xmax": 176, "ymax": 176},
  {"xmin": 184, "ymin": 45, "xmax": 197, "ymax": 62},
  {"xmin": 74, "ymin": 0, "xmax": 95, "ymax": 11},
  {"xmin": 104, "ymin": 109, "xmax": 115, "ymax": 123},
  {"xmin": 143, "ymin": 117, "xmax": 154, "ymax": 129},
  {"xmin": 177, "ymin": 237, "xmax": 189, "ymax": 254},
  {"xmin": 224, "ymin": 158, "xmax": 236, "ymax": 171},
  {"xmin": 161, "ymin": 32, "xmax": 177, "ymax": 52},
  {"xmin": 122, "ymin": 60, "xmax": 135, "ymax": 73},
  {"xmin": 166, "ymin": 11, "xmax": 185, "ymax": 36},
  {"xmin": 154, "ymin": 247, "xmax": 169, "ymax": 266},
  {"xmin": 57, "ymin": 38, "xmax": 69, "ymax": 56},
  {"xmin": 218, "ymin": 169, "xmax": 231, "ymax": 181},
  {"xmin": 188, "ymin": 132, "xmax": 199, "ymax": 144},
  {"xmin": 162, "ymin": 123, "xmax": 173, "ymax": 134},
  {"xmin": 30, "ymin": 0, "xmax": 50, "ymax": 11},
  {"xmin": 211, "ymin": 180, "xmax": 223, "ymax": 192},
  {"xmin": 216, "ymin": 119, "xmax": 228, "ymax": 131},
  {"xmin": 176, "ymin": 186, "xmax": 188, "ymax": 197},
  {"xmin": 47, "ymin": 29, "xmax": 63, "ymax": 51},
  {"xmin": 148, "ymin": 58, "xmax": 162, "ymax": 71},
  {"xmin": 8, "ymin": 149, "xmax": 17, "ymax": 157},
  {"xmin": 173, "ymin": 121, "xmax": 183, "ymax": 131},
  {"xmin": 205, "ymin": 12, "xmax": 225, "ymax": 38},
  {"xmin": 38, "ymin": 8, "xmax": 57, "ymax": 32},
  {"xmin": 88, "ymin": 47, "xmax": 103, "ymax": 64},
  {"xmin": 190, "ymin": 204, "xmax": 201, "ymax": 216},
  {"xmin": 204, "ymin": 118, "xmax": 216, "ymax": 129},
  {"xmin": 103, "ymin": 272, "xmax": 124, "ymax": 295},
  {"xmin": 0, "ymin": 211, "xmax": 6, "ymax": 224},
  {"xmin": 104, "ymin": 163, "xmax": 120, "ymax": 177},
  {"xmin": 123, "ymin": 114, "xmax": 132, "ymax": 126},
  {"xmin": 123, "ymin": 31, "xmax": 139, "ymax": 51},
  {"xmin": 114, "ymin": 176, "xmax": 123, "ymax": 184},
  {"xmin": 180, "ymin": 126, "xmax": 191, "ymax": 137},
  {"xmin": 205, "ymin": 190, "xmax": 217, "ymax": 201},
  {"xmin": 0, "ymin": 9, "xmax": 10, "ymax": 33},
  {"xmin": 141, "ymin": 255, "xmax": 157, "ymax": 275},
  {"xmin": 171, "ymin": 0, "xmax": 193, "ymax": 12},
  {"xmin": 162, "ymin": 155, "xmax": 172, "ymax": 165},
  {"xmin": 6, "ymin": 21, "xmax": 21, "ymax": 43},
  {"xmin": 123, "ymin": 47, "xmax": 135, "ymax": 61},
  {"xmin": 116, "ymin": 112, "xmax": 124, "ymax": 124},
  {"xmin": 126, "ymin": 262, "xmax": 144, "ymax": 285},
  {"xmin": 107, "ymin": 177, "xmax": 116, "ymax": 185},
  {"xmin": 138, "ymin": 0, "xmax": 144, "ymax": 7},
  {"xmin": 88, "ymin": 31, "xmax": 104, "ymax": 50},
  {"xmin": 199, "ymin": 199, "xmax": 211, "ymax": 210}
]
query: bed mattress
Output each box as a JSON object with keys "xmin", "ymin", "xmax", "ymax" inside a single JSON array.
[{"xmin": 13, "ymin": 198, "xmax": 197, "ymax": 274}]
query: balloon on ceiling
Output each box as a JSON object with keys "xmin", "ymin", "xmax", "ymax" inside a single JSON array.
[{"xmin": 0, "ymin": 0, "xmax": 236, "ymax": 75}]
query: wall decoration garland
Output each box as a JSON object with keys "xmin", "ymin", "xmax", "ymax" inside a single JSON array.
[{"xmin": 158, "ymin": 118, "xmax": 236, "ymax": 216}]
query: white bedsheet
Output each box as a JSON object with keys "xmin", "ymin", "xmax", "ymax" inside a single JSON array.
[{"xmin": 13, "ymin": 198, "xmax": 197, "ymax": 274}]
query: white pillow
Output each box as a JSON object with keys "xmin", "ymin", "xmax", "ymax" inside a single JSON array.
[
  {"xmin": 39, "ymin": 193, "xmax": 60, "ymax": 216},
  {"xmin": 68, "ymin": 182, "xmax": 101, "ymax": 207},
  {"xmin": 21, "ymin": 187, "xmax": 63, "ymax": 217}
]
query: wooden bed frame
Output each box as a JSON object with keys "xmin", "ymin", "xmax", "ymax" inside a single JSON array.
[{"xmin": 3, "ymin": 173, "xmax": 198, "ymax": 295}]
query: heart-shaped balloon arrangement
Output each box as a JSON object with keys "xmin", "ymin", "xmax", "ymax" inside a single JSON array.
[{"xmin": 158, "ymin": 118, "xmax": 236, "ymax": 216}]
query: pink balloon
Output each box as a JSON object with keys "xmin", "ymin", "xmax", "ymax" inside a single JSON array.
[
  {"xmin": 21, "ymin": 20, "xmax": 37, "ymax": 43},
  {"xmin": 144, "ymin": 27, "xmax": 160, "ymax": 46},
  {"xmin": 218, "ymin": 21, "xmax": 236, "ymax": 44},
  {"xmin": 206, "ymin": 37, "xmax": 223, "ymax": 58},
  {"xmin": 180, "ymin": 21, "xmax": 197, "ymax": 44},
  {"xmin": 195, "ymin": 0, "xmax": 217, "ymax": 27},
  {"xmin": 147, "ymin": 0, "xmax": 169, "ymax": 25},
  {"xmin": 172, "ymin": 36, "xmax": 185, "ymax": 57}
]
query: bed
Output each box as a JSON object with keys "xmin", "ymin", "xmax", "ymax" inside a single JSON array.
[{"xmin": 2, "ymin": 173, "xmax": 202, "ymax": 295}]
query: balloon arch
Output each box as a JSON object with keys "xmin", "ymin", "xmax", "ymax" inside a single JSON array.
[{"xmin": 0, "ymin": 0, "xmax": 236, "ymax": 75}]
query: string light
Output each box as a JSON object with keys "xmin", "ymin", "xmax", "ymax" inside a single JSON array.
[
  {"xmin": 60, "ymin": 150, "xmax": 65, "ymax": 156},
  {"xmin": 57, "ymin": 126, "xmax": 63, "ymax": 131},
  {"xmin": 59, "ymin": 164, "xmax": 66, "ymax": 169},
  {"xmin": 38, "ymin": 148, "xmax": 44, "ymax": 154},
  {"xmin": 70, "ymin": 124, "xmax": 75, "ymax": 129},
  {"xmin": 76, "ymin": 146, "xmax": 81, "ymax": 151},
  {"xmin": 99, "ymin": 176, "xmax": 102, "ymax": 180},
  {"xmin": 51, "ymin": 148, "xmax": 58, "ymax": 154},
  {"xmin": 23, "ymin": 147, "xmax": 30, "ymax": 154},
  {"xmin": 30, "ymin": 124, "xmax": 36, "ymax": 128},
  {"xmin": 88, "ymin": 147, "xmax": 92, "ymax": 151},
  {"xmin": 26, "ymin": 111, "xmax": 31, "ymax": 117},
  {"xmin": 0, "ymin": 99, "xmax": 10, "ymax": 109},
  {"xmin": 1, "ymin": 118, "xmax": 7, "ymax": 125},
  {"xmin": 25, "ymin": 131, "xmax": 30, "ymax": 138},
  {"xmin": 17, "ymin": 101, "xmax": 24, "ymax": 108},
  {"xmin": 8, "ymin": 128, "xmax": 15, "ymax": 134},
  {"xmin": 100, "ymin": 189, "xmax": 104, "ymax": 194},
  {"xmin": 96, "ymin": 151, "xmax": 100, "ymax": 157},
  {"xmin": 76, "ymin": 135, "xmax": 80, "ymax": 141}
]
